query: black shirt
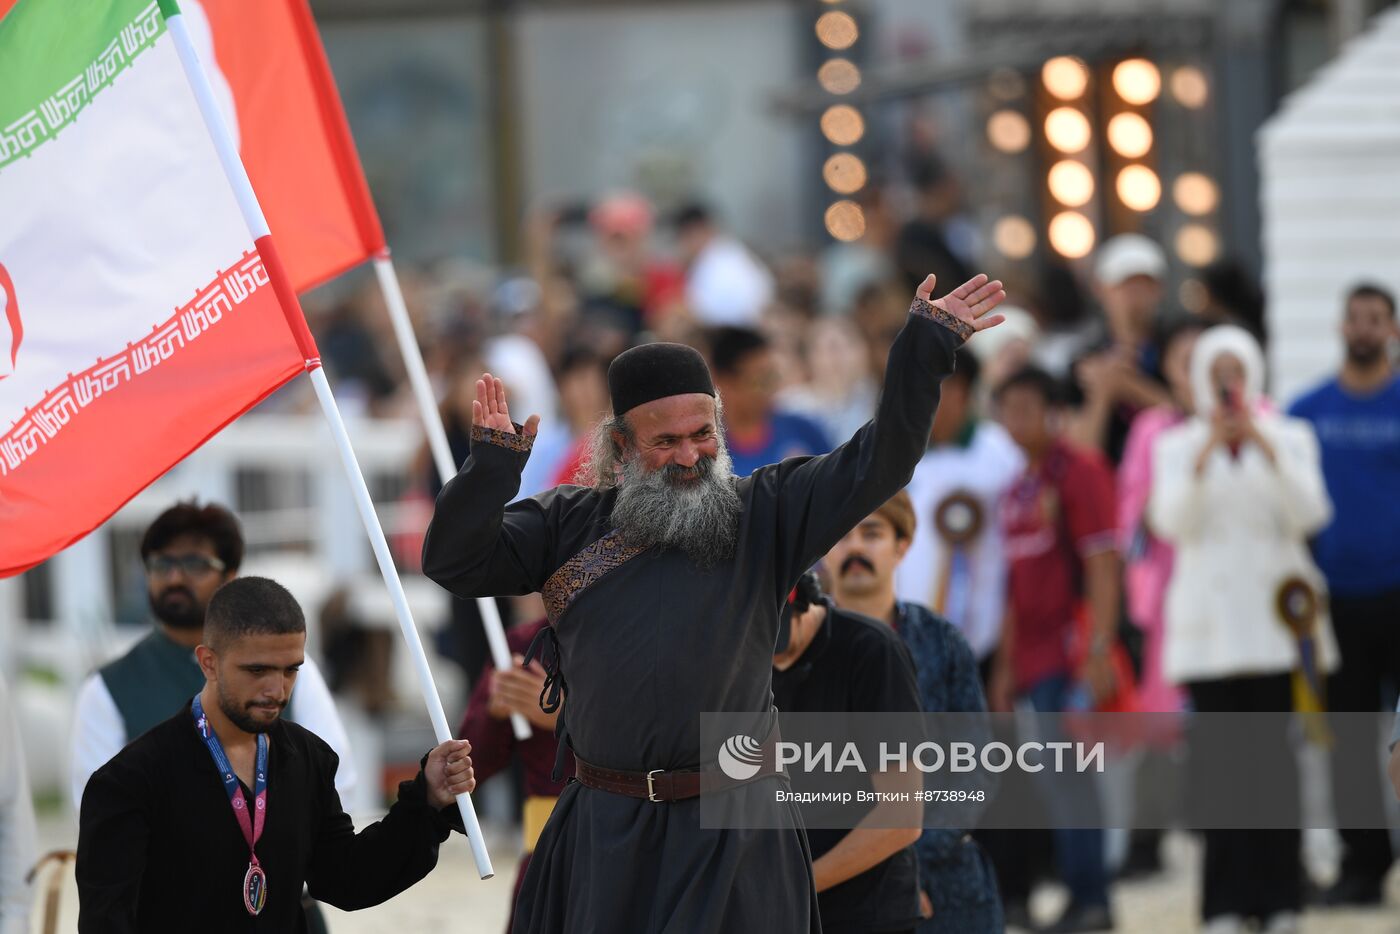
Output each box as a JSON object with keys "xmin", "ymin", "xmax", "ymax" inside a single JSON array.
[
  {"xmin": 771, "ymin": 600, "xmax": 925, "ymax": 934},
  {"xmin": 76, "ymin": 704, "xmax": 461, "ymax": 933}
]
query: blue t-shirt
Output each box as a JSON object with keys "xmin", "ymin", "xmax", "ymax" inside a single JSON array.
[
  {"xmin": 1289, "ymin": 376, "xmax": 1400, "ymax": 596},
  {"xmin": 726, "ymin": 411, "xmax": 832, "ymax": 477}
]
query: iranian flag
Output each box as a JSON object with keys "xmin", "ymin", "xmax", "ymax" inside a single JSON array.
[{"xmin": 0, "ymin": 0, "xmax": 315, "ymax": 576}]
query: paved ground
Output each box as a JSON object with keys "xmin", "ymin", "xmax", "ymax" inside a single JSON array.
[{"xmin": 27, "ymin": 814, "xmax": 1400, "ymax": 932}]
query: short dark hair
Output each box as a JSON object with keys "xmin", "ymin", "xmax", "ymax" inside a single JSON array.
[
  {"xmin": 1157, "ymin": 315, "xmax": 1207, "ymax": 354},
  {"xmin": 993, "ymin": 365, "xmax": 1063, "ymax": 406},
  {"xmin": 947, "ymin": 348, "xmax": 982, "ymax": 389},
  {"xmin": 710, "ymin": 327, "xmax": 770, "ymax": 376},
  {"xmin": 205, "ymin": 577, "xmax": 305, "ymax": 649},
  {"xmin": 1347, "ymin": 282, "xmax": 1397, "ymax": 318},
  {"xmin": 909, "ymin": 154, "xmax": 952, "ymax": 193},
  {"xmin": 141, "ymin": 501, "xmax": 244, "ymax": 572},
  {"xmin": 672, "ymin": 201, "xmax": 713, "ymax": 231},
  {"xmin": 558, "ymin": 345, "xmax": 606, "ymax": 378}
]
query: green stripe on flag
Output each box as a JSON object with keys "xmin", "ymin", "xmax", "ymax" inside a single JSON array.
[{"xmin": 0, "ymin": 0, "xmax": 167, "ymax": 173}]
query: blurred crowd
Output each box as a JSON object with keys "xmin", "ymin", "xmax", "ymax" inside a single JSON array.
[
  {"xmin": 273, "ymin": 163, "xmax": 1400, "ymax": 933},
  {"xmin": 10, "ymin": 166, "xmax": 1396, "ymax": 934}
]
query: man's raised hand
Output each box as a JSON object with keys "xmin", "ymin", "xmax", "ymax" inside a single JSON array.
[
  {"xmin": 919, "ymin": 273, "xmax": 1007, "ymax": 336},
  {"xmin": 472, "ymin": 372, "xmax": 540, "ymax": 437}
]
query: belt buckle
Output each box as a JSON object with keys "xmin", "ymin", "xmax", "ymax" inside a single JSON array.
[{"xmin": 646, "ymin": 769, "xmax": 664, "ymax": 802}]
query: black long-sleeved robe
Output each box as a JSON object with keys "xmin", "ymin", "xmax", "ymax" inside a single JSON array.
[
  {"xmin": 76, "ymin": 704, "xmax": 460, "ymax": 933},
  {"xmin": 423, "ymin": 307, "xmax": 962, "ymax": 933}
]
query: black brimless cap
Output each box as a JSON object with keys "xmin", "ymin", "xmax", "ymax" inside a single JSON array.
[{"xmin": 607, "ymin": 342, "xmax": 716, "ymax": 416}]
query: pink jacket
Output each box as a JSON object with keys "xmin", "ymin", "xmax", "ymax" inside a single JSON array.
[{"xmin": 1117, "ymin": 405, "xmax": 1186, "ymax": 712}]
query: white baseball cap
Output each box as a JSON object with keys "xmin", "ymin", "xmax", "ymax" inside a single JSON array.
[
  {"xmin": 1094, "ymin": 234, "xmax": 1167, "ymax": 286},
  {"xmin": 965, "ymin": 305, "xmax": 1038, "ymax": 364}
]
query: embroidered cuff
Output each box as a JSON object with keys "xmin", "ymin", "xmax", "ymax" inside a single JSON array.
[
  {"xmin": 470, "ymin": 423, "xmax": 534, "ymax": 455},
  {"xmin": 910, "ymin": 297, "xmax": 974, "ymax": 343}
]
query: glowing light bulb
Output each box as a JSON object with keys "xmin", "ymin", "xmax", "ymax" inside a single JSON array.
[
  {"xmin": 825, "ymin": 200, "xmax": 866, "ymax": 241},
  {"xmin": 818, "ymin": 59, "xmax": 862, "ymax": 95},
  {"xmin": 1113, "ymin": 58, "xmax": 1161, "ymax": 105},
  {"xmin": 820, "ymin": 105, "xmax": 865, "ymax": 146},
  {"xmin": 1107, "ymin": 112, "xmax": 1153, "ymax": 159},
  {"xmin": 823, "ymin": 153, "xmax": 868, "ymax": 195},
  {"xmin": 1042, "ymin": 56, "xmax": 1089, "ymax": 100},
  {"xmin": 816, "ymin": 11, "xmax": 859, "ymax": 50},
  {"xmin": 987, "ymin": 110, "xmax": 1031, "ymax": 153},
  {"xmin": 993, "ymin": 216, "xmax": 1037, "ymax": 259},
  {"xmin": 1173, "ymin": 173, "xmax": 1219, "ymax": 215},
  {"xmin": 1117, "ymin": 165, "xmax": 1162, "ymax": 212},
  {"xmin": 1044, "ymin": 107, "xmax": 1091, "ymax": 153},
  {"xmin": 1048, "ymin": 211, "xmax": 1096, "ymax": 258},
  {"xmin": 1048, "ymin": 160, "xmax": 1095, "ymax": 207}
]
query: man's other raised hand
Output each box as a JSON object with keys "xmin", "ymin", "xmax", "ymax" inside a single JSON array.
[
  {"xmin": 919, "ymin": 273, "xmax": 1008, "ymax": 336},
  {"xmin": 472, "ymin": 373, "xmax": 540, "ymax": 437}
]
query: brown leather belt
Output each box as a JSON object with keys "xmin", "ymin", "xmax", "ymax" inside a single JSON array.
[{"xmin": 574, "ymin": 733, "xmax": 781, "ymax": 802}]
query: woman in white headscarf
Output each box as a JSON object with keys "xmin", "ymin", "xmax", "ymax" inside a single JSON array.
[{"xmin": 1149, "ymin": 324, "xmax": 1335, "ymax": 934}]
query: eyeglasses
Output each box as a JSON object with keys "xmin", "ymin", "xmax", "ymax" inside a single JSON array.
[{"xmin": 145, "ymin": 554, "xmax": 227, "ymax": 577}]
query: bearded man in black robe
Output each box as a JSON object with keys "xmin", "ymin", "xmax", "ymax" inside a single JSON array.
[{"xmin": 423, "ymin": 272, "xmax": 1006, "ymax": 933}]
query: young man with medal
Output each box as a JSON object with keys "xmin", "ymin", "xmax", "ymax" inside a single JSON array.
[{"xmin": 75, "ymin": 577, "xmax": 477, "ymax": 933}]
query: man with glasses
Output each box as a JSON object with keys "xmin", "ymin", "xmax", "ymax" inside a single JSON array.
[{"xmin": 69, "ymin": 501, "xmax": 355, "ymax": 807}]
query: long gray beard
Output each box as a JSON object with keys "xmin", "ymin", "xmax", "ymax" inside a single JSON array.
[{"xmin": 610, "ymin": 446, "xmax": 742, "ymax": 568}]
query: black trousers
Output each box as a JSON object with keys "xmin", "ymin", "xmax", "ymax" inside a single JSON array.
[
  {"xmin": 1185, "ymin": 673, "xmax": 1302, "ymax": 921},
  {"xmin": 1327, "ymin": 587, "xmax": 1400, "ymax": 885}
]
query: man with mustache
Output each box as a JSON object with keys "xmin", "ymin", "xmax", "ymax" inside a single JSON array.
[
  {"xmin": 69, "ymin": 502, "xmax": 355, "ymax": 808},
  {"xmin": 76, "ymin": 577, "xmax": 477, "ymax": 932},
  {"xmin": 824, "ymin": 492, "xmax": 1001, "ymax": 933},
  {"xmin": 423, "ymin": 272, "xmax": 1006, "ymax": 933},
  {"xmin": 1290, "ymin": 283, "xmax": 1400, "ymax": 907}
]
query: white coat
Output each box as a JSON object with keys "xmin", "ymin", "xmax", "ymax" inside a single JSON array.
[{"xmin": 1149, "ymin": 326, "xmax": 1338, "ymax": 684}]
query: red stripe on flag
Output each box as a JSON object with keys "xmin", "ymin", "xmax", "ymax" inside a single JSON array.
[
  {"xmin": 0, "ymin": 248, "xmax": 305, "ymax": 577},
  {"xmin": 254, "ymin": 233, "xmax": 320, "ymax": 365}
]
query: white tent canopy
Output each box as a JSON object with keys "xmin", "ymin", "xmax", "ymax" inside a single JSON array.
[{"xmin": 1259, "ymin": 6, "xmax": 1400, "ymax": 404}]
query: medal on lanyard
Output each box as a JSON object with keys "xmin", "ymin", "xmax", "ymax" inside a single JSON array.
[{"xmin": 193, "ymin": 694, "xmax": 269, "ymax": 916}]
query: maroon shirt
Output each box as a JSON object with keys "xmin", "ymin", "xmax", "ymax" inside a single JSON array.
[
  {"xmin": 457, "ymin": 618, "xmax": 573, "ymax": 796},
  {"xmin": 1001, "ymin": 439, "xmax": 1117, "ymax": 692}
]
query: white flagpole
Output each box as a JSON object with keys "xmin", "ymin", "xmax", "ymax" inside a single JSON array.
[
  {"xmin": 306, "ymin": 367, "xmax": 494, "ymax": 878},
  {"xmin": 164, "ymin": 5, "xmax": 493, "ymax": 878},
  {"xmin": 371, "ymin": 253, "xmax": 531, "ymax": 742}
]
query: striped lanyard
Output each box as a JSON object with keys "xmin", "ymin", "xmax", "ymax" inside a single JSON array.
[{"xmin": 192, "ymin": 694, "xmax": 269, "ymax": 915}]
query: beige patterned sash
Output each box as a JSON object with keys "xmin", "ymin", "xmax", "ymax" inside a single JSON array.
[{"xmin": 542, "ymin": 529, "xmax": 647, "ymax": 624}]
